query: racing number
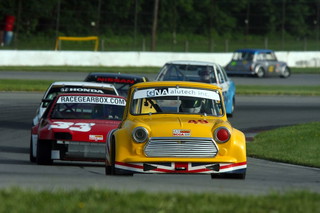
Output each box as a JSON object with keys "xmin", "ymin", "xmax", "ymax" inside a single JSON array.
[
  {"xmin": 70, "ymin": 123, "xmax": 95, "ymax": 132},
  {"xmin": 188, "ymin": 120, "xmax": 209, "ymax": 124},
  {"xmin": 49, "ymin": 121, "xmax": 73, "ymax": 130},
  {"xmin": 268, "ymin": 65, "xmax": 275, "ymax": 72},
  {"xmin": 49, "ymin": 122, "xmax": 95, "ymax": 132}
]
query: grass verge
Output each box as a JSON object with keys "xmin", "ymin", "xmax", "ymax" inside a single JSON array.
[
  {"xmin": 0, "ymin": 66, "xmax": 319, "ymax": 74},
  {"xmin": 0, "ymin": 188, "xmax": 319, "ymax": 213},
  {"xmin": 0, "ymin": 79, "xmax": 54, "ymax": 92},
  {"xmin": 291, "ymin": 67, "xmax": 320, "ymax": 74},
  {"xmin": 0, "ymin": 79, "xmax": 319, "ymax": 96},
  {"xmin": 247, "ymin": 122, "xmax": 320, "ymax": 167},
  {"xmin": 237, "ymin": 85, "xmax": 320, "ymax": 96}
]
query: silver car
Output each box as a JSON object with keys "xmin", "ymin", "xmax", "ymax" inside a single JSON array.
[{"xmin": 225, "ymin": 49, "xmax": 291, "ymax": 78}]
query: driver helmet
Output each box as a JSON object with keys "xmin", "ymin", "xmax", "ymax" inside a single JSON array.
[
  {"xmin": 181, "ymin": 98, "xmax": 202, "ymax": 113},
  {"xmin": 199, "ymin": 69, "xmax": 211, "ymax": 82}
]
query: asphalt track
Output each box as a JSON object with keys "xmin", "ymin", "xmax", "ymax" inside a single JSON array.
[{"xmin": 0, "ymin": 72, "xmax": 319, "ymax": 194}]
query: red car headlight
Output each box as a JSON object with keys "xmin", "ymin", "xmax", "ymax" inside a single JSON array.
[
  {"xmin": 132, "ymin": 127, "xmax": 149, "ymax": 143},
  {"xmin": 214, "ymin": 127, "xmax": 231, "ymax": 143}
]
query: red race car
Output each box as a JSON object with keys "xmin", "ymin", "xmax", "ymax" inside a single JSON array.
[{"xmin": 30, "ymin": 93, "xmax": 126, "ymax": 165}]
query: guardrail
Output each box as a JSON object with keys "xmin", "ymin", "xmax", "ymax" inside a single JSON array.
[{"xmin": 1, "ymin": 50, "xmax": 320, "ymax": 67}]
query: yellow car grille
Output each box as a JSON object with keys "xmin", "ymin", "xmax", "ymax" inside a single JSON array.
[{"xmin": 144, "ymin": 137, "xmax": 218, "ymax": 158}]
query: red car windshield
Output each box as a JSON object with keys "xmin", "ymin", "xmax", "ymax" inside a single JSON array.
[{"xmin": 51, "ymin": 103, "xmax": 125, "ymax": 120}]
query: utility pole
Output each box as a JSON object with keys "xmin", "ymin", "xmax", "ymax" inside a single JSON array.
[
  {"xmin": 97, "ymin": 0, "xmax": 101, "ymax": 36},
  {"xmin": 281, "ymin": 0, "xmax": 286, "ymax": 49},
  {"xmin": 316, "ymin": 1, "xmax": 320, "ymax": 49},
  {"xmin": 151, "ymin": 0, "xmax": 159, "ymax": 51},
  {"xmin": 134, "ymin": 0, "xmax": 138, "ymax": 47},
  {"xmin": 56, "ymin": 0, "xmax": 61, "ymax": 38},
  {"xmin": 14, "ymin": 0, "xmax": 22, "ymax": 48}
]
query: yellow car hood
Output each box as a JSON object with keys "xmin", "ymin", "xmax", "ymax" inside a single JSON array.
[{"xmin": 132, "ymin": 115, "xmax": 225, "ymax": 138}]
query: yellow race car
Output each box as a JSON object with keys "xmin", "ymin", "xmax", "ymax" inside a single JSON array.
[{"xmin": 105, "ymin": 81, "xmax": 247, "ymax": 179}]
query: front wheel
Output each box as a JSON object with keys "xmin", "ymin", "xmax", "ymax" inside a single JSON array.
[
  {"xmin": 256, "ymin": 67, "xmax": 265, "ymax": 78},
  {"xmin": 227, "ymin": 97, "xmax": 235, "ymax": 118},
  {"xmin": 105, "ymin": 165, "xmax": 113, "ymax": 175},
  {"xmin": 29, "ymin": 137, "xmax": 36, "ymax": 163},
  {"xmin": 105, "ymin": 140, "xmax": 115, "ymax": 175},
  {"xmin": 105, "ymin": 139, "xmax": 133, "ymax": 176},
  {"xmin": 211, "ymin": 172, "xmax": 246, "ymax": 180},
  {"xmin": 36, "ymin": 140, "xmax": 53, "ymax": 165},
  {"xmin": 280, "ymin": 67, "xmax": 291, "ymax": 78}
]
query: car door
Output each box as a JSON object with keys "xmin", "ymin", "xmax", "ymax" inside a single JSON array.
[
  {"xmin": 265, "ymin": 51, "xmax": 278, "ymax": 76},
  {"xmin": 215, "ymin": 64, "xmax": 229, "ymax": 97},
  {"xmin": 256, "ymin": 52, "xmax": 268, "ymax": 70},
  {"xmin": 215, "ymin": 64, "xmax": 236, "ymax": 115}
]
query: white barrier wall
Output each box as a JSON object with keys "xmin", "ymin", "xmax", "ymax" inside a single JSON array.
[{"xmin": 1, "ymin": 50, "xmax": 320, "ymax": 67}]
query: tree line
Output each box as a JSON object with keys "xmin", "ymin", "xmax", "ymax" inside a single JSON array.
[{"xmin": 1, "ymin": 0, "xmax": 320, "ymax": 50}]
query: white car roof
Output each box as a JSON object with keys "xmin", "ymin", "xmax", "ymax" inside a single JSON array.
[
  {"xmin": 165, "ymin": 60, "xmax": 218, "ymax": 66},
  {"xmin": 47, "ymin": 81, "xmax": 119, "ymax": 96}
]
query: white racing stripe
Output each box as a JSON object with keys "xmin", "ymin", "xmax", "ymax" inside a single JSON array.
[
  {"xmin": 134, "ymin": 87, "xmax": 220, "ymax": 100},
  {"xmin": 57, "ymin": 95, "xmax": 126, "ymax": 105}
]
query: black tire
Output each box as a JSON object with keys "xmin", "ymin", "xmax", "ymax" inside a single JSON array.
[
  {"xmin": 36, "ymin": 140, "xmax": 53, "ymax": 165},
  {"xmin": 29, "ymin": 137, "xmax": 36, "ymax": 163},
  {"xmin": 256, "ymin": 67, "xmax": 265, "ymax": 78},
  {"xmin": 105, "ymin": 166, "xmax": 112, "ymax": 175},
  {"xmin": 227, "ymin": 97, "xmax": 235, "ymax": 118},
  {"xmin": 105, "ymin": 139, "xmax": 116, "ymax": 175},
  {"xmin": 211, "ymin": 172, "xmax": 246, "ymax": 180},
  {"xmin": 105, "ymin": 149, "xmax": 114, "ymax": 175},
  {"xmin": 105, "ymin": 135, "xmax": 115, "ymax": 175},
  {"xmin": 280, "ymin": 67, "xmax": 291, "ymax": 78},
  {"xmin": 106, "ymin": 139, "xmax": 133, "ymax": 176}
]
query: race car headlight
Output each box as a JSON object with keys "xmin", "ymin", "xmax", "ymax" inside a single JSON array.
[
  {"xmin": 132, "ymin": 127, "xmax": 149, "ymax": 143},
  {"xmin": 214, "ymin": 127, "xmax": 231, "ymax": 143}
]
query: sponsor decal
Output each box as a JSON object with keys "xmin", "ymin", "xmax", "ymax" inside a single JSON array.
[
  {"xmin": 96, "ymin": 77, "xmax": 136, "ymax": 84},
  {"xmin": 49, "ymin": 122, "xmax": 95, "ymax": 132},
  {"xmin": 89, "ymin": 135, "xmax": 104, "ymax": 141},
  {"xmin": 57, "ymin": 96, "xmax": 126, "ymax": 106},
  {"xmin": 133, "ymin": 87, "xmax": 220, "ymax": 100},
  {"xmin": 268, "ymin": 65, "xmax": 275, "ymax": 72},
  {"xmin": 188, "ymin": 120, "xmax": 209, "ymax": 124},
  {"xmin": 173, "ymin": 129, "xmax": 191, "ymax": 136},
  {"xmin": 60, "ymin": 87, "xmax": 104, "ymax": 94}
]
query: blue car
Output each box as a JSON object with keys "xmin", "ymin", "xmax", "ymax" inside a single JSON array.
[
  {"xmin": 155, "ymin": 60, "xmax": 236, "ymax": 117},
  {"xmin": 225, "ymin": 49, "xmax": 291, "ymax": 78}
]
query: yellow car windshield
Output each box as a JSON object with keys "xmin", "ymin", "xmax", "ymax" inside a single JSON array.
[{"xmin": 131, "ymin": 87, "xmax": 223, "ymax": 116}]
